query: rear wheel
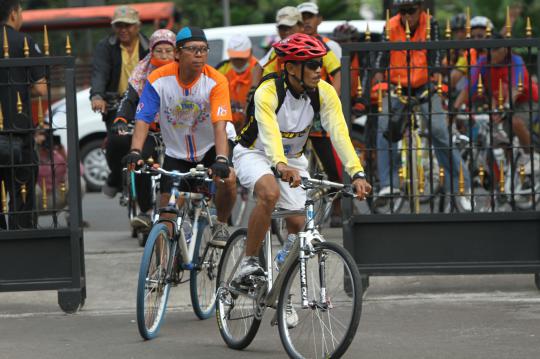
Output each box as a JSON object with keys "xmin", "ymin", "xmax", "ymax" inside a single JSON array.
[
  {"xmin": 136, "ymin": 223, "xmax": 174, "ymax": 340},
  {"xmin": 278, "ymin": 241, "xmax": 362, "ymax": 359},
  {"xmin": 80, "ymin": 138, "xmax": 109, "ymax": 192},
  {"xmin": 216, "ymin": 228, "xmax": 262, "ymax": 349},
  {"xmin": 190, "ymin": 217, "xmax": 222, "ymax": 319}
]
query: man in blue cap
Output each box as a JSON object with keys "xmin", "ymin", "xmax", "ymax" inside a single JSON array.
[{"xmin": 125, "ymin": 26, "xmax": 237, "ymax": 246}]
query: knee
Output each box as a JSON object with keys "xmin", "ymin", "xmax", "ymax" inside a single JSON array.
[{"xmin": 256, "ymin": 184, "xmax": 280, "ymax": 209}]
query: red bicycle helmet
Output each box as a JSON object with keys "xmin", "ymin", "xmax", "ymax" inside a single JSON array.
[{"xmin": 272, "ymin": 33, "xmax": 327, "ymax": 62}]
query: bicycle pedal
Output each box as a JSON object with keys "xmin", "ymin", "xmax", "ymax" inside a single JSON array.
[{"xmin": 270, "ymin": 311, "xmax": 278, "ymax": 326}]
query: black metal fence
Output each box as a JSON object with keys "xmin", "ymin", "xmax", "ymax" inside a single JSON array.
[
  {"xmin": 341, "ymin": 35, "xmax": 540, "ymax": 287},
  {"xmin": 0, "ymin": 52, "xmax": 86, "ymax": 313}
]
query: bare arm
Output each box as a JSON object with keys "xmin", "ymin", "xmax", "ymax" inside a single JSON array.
[
  {"xmin": 251, "ymin": 64, "xmax": 263, "ymax": 87},
  {"xmin": 213, "ymin": 120, "xmax": 229, "ymax": 158},
  {"xmin": 331, "ymin": 71, "xmax": 341, "ymax": 96},
  {"xmin": 130, "ymin": 120, "xmax": 150, "ymax": 152}
]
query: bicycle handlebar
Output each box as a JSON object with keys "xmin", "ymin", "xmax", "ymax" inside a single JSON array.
[{"xmin": 128, "ymin": 164, "xmax": 212, "ymax": 182}]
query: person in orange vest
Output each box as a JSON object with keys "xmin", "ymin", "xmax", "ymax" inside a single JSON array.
[
  {"xmin": 372, "ymin": 0, "xmax": 472, "ymax": 211},
  {"xmin": 450, "ymin": 16, "xmax": 494, "ymax": 93},
  {"xmin": 216, "ymin": 34, "xmax": 258, "ymax": 132}
]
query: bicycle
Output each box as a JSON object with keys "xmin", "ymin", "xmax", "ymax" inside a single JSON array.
[
  {"xmin": 119, "ymin": 126, "xmax": 164, "ymax": 246},
  {"xmin": 216, "ymin": 177, "xmax": 362, "ymax": 358},
  {"xmin": 135, "ymin": 164, "xmax": 223, "ymax": 340}
]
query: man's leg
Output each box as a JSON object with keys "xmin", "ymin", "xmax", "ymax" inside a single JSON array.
[
  {"xmin": 245, "ymin": 174, "xmax": 280, "ymax": 256},
  {"xmin": 104, "ymin": 132, "xmax": 131, "ymax": 197},
  {"xmin": 376, "ymin": 96, "xmax": 401, "ymax": 193},
  {"xmin": 423, "ymin": 96, "xmax": 471, "ymax": 202}
]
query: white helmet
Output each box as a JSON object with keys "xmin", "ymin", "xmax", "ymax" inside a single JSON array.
[{"xmin": 471, "ymin": 16, "xmax": 494, "ymax": 30}]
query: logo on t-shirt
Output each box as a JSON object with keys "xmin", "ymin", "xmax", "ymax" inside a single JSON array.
[
  {"xmin": 217, "ymin": 106, "xmax": 228, "ymax": 117},
  {"xmin": 136, "ymin": 102, "xmax": 144, "ymax": 113}
]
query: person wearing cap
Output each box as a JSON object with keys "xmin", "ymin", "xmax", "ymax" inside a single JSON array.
[
  {"xmin": 373, "ymin": 0, "xmax": 472, "ymax": 212},
  {"xmin": 297, "ymin": 2, "xmax": 341, "ymax": 58},
  {"xmin": 125, "ymin": 26, "xmax": 237, "ymax": 246},
  {"xmin": 450, "ymin": 16, "xmax": 494, "ymax": 91},
  {"xmin": 106, "ymin": 29, "xmax": 176, "ymax": 232},
  {"xmin": 216, "ymin": 34, "xmax": 258, "ymax": 131},
  {"xmin": 90, "ymin": 5, "xmax": 149, "ymax": 197},
  {"xmin": 251, "ymin": 6, "xmax": 304, "ymax": 88}
]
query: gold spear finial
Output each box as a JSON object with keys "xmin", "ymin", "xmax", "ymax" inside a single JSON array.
[
  {"xmin": 23, "ymin": 37, "xmax": 29, "ymax": 57},
  {"xmin": 1, "ymin": 180, "xmax": 7, "ymax": 213},
  {"xmin": 477, "ymin": 75, "xmax": 484, "ymax": 96},
  {"xmin": 3, "ymin": 26, "xmax": 9, "ymax": 58},
  {"xmin": 505, "ymin": 6, "xmax": 512, "ymax": 38},
  {"xmin": 357, "ymin": 75, "xmax": 363, "ymax": 97},
  {"xmin": 498, "ymin": 78, "xmax": 504, "ymax": 111},
  {"xmin": 42, "ymin": 177, "xmax": 48, "ymax": 210},
  {"xmin": 478, "ymin": 165, "xmax": 485, "ymax": 186},
  {"xmin": 519, "ymin": 164, "xmax": 526, "ymax": 184},
  {"xmin": 397, "ymin": 75, "xmax": 402, "ymax": 97},
  {"xmin": 377, "ymin": 84, "xmax": 383, "ymax": 113},
  {"xmin": 385, "ymin": 9, "xmax": 390, "ymax": 40},
  {"xmin": 365, "ymin": 22, "xmax": 371, "ymax": 42},
  {"xmin": 59, "ymin": 182, "xmax": 66, "ymax": 204},
  {"xmin": 437, "ymin": 73, "xmax": 443, "ymax": 96},
  {"xmin": 526, "ymin": 17, "xmax": 532, "ymax": 37},
  {"xmin": 465, "ymin": 7, "xmax": 471, "ymax": 39},
  {"xmin": 20, "ymin": 183, "xmax": 27, "ymax": 204},
  {"xmin": 399, "ymin": 166, "xmax": 405, "ymax": 187},
  {"xmin": 445, "ymin": 18, "xmax": 452, "ymax": 40},
  {"xmin": 486, "ymin": 23, "xmax": 492, "ymax": 38},
  {"xmin": 37, "ymin": 96, "xmax": 44, "ymax": 128},
  {"xmin": 517, "ymin": 72, "xmax": 524, "ymax": 96},
  {"xmin": 426, "ymin": 9, "xmax": 431, "ymax": 41},
  {"xmin": 499, "ymin": 160, "xmax": 505, "ymax": 193},
  {"xmin": 66, "ymin": 35, "xmax": 72, "ymax": 55},
  {"xmin": 418, "ymin": 164, "xmax": 425, "ymax": 194},
  {"xmin": 0, "ymin": 103, "xmax": 3, "ymax": 131},
  {"xmin": 439, "ymin": 168, "xmax": 445, "ymax": 187},
  {"xmin": 405, "ymin": 19, "xmax": 411, "ymax": 41},
  {"xmin": 459, "ymin": 161, "xmax": 465, "ymax": 195},
  {"xmin": 16, "ymin": 92, "xmax": 22, "ymax": 113},
  {"xmin": 43, "ymin": 25, "xmax": 50, "ymax": 56}
]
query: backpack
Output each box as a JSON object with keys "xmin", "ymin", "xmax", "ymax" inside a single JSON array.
[{"xmin": 237, "ymin": 73, "xmax": 321, "ymax": 146}]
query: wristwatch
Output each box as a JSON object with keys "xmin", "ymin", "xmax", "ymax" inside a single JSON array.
[{"xmin": 352, "ymin": 171, "xmax": 366, "ymax": 180}]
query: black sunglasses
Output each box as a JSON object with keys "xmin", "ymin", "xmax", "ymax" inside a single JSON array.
[
  {"xmin": 399, "ymin": 6, "xmax": 419, "ymax": 15},
  {"xmin": 304, "ymin": 59, "xmax": 323, "ymax": 71}
]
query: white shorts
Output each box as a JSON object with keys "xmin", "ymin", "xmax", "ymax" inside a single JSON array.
[{"xmin": 233, "ymin": 145, "xmax": 309, "ymax": 210}]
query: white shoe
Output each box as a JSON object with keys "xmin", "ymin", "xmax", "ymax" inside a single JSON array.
[
  {"xmin": 378, "ymin": 186, "xmax": 401, "ymax": 197},
  {"xmin": 232, "ymin": 256, "xmax": 264, "ymax": 284},
  {"xmin": 456, "ymin": 195, "xmax": 472, "ymax": 212},
  {"xmin": 285, "ymin": 295, "xmax": 299, "ymax": 329}
]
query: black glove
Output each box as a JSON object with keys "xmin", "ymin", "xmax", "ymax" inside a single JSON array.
[
  {"xmin": 210, "ymin": 160, "xmax": 230, "ymax": 178},
  {"xmin": 123, "ymin": 150, "xmax": 143, "ymax": 169},
  {"xmin": 111, "ymin": 118, "xmax": 129, "ymax": 134}
]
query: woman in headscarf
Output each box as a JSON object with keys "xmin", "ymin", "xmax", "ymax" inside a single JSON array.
[{"xmin": 110, "ymin": 29, "xmax": 176, "ymax": 234}]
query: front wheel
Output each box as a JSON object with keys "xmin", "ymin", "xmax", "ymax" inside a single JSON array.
[
  {"xmin": 190, "ymin": 217, "xmax": 222, "ymax": 319},
  {"xmin": 277, "ymin": 241, "xmax": 362, "ymax": 359},
  {"xmin": 215, "ymin": 228, "xmax": 262, "ymax": 350},
  {"xmin": 136, "ymin": 223, "xmax": 174, "ymax": 340}
]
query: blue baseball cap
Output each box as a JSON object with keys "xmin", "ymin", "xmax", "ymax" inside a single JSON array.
[{"xmin": 176, "ymin": 26, "xmax": 207, "ymax": 47}]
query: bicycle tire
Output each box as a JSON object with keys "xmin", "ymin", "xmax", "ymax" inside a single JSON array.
[
  {"xmin": 277, "ymin": 241, "xmax": 362, "ymax": 359},
  {"xmin": 216, "ymin": 228, "xmax": 262, "ymax": 350},
  {"xmin": 136, "ymin": 223, "xmax": 174, "ymax": 340},
  {"xmin": 190, "ymin": 216, "xmax": 222, "ymax": 319},
  {"xmin": 127, "ymin": 171, "xmax": 138, "ymax": 237}
]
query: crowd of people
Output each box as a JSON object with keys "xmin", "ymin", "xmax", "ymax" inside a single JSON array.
[{"xmin": 2, "ymin": 0, "xmax": 538, "ymax": 231}]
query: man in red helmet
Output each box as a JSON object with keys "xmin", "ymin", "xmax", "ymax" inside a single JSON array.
[{"xmin": 233, "ymin": 33, "xmax": 371, "ymax": 284}]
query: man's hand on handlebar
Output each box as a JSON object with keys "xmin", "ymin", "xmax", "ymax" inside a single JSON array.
[
  {"xmin": 352, "ymin": 178, "xmax": 372, "ymax": 201},
  {"xmin": 276, "ymin": 162, "xmax": 302, "ymax": 188},
  {"xmin": 91, "ymin": 97, "xmax": 107, "ymax": 114},
  {"xmin": 123, "ymin": 149, "xmax": 143, "ymax": 170}
]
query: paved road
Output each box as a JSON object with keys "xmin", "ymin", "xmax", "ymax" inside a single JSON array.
[{"xmin": 0, "ymin": 193, "xmax": 539, "ymax": 359}]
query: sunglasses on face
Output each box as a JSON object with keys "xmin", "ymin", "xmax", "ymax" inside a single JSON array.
[
  {"xmin": 178, "ymin": 46, "xmax": 210, "ymax": 55},
  {"xmin": 399, "ymin": 7, "xmax": 419, "ymax": 15},
  {"xmin": 304, "ymin": 59, "xmax": 323, "ymax": 71}
]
